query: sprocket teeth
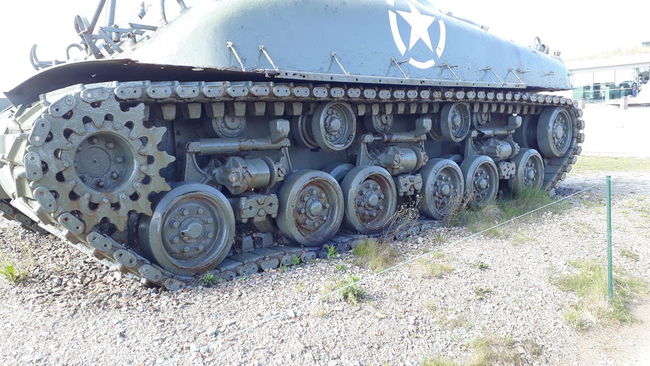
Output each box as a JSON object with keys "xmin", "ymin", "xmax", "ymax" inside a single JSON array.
[{"xmin": 25, "ymin": 91, "xmax": 173, "ymax": 235}]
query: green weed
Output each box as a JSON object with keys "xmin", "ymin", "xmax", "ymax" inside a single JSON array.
[
  {"xmin": 414, "ymin": 259, "xmax": 454, "ymax": 279},
  {"xmin": 323, "ymin": 276, "xmax": 367, "ymax": 305},
  {"xmin": 324, "ymin": 245, "xmax": 337, "ymax": 259},
  {"xmin": 0, "ymin": 263, "xmax": 28, "ymax": 284},
  {"xmin": 468, "ymin": 335, "xmax": 542, "ymax": 366},
  {"xmin": 620, "ymin": 248, "xmax": 640, "ymax": 262},
  {"xmin": 474, "ymin": 262, "xmax": 490, "ymax": 271},
  {"xmin": 449, "ymin": 187, "xmax": 562, "ymax": 235},
  {"xmin": 473, "ymin": 286, "xmax": 493, "ymax": 301},
  {"xmin": 351, "ymin": 238, "xmax": 400, "ymax": 272},
  {"xmin": 198, "ymin": 273, "xmax": 220, "ymax": 287},
  {"xmin": 552, "ymin": 259, "xmax": 649, "ymax": 330},
  {"xmin": 421, "ymin": 357, "xmax": 457, "ymax": 366}
]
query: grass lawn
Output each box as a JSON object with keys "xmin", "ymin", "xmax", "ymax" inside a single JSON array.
[{"xmin": 573, "ymin": 156, "xmax": 650, "ymax": 174}]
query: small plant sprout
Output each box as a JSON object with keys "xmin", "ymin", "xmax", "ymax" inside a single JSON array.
[
  {"xmin": 324, "ymin": 245, "xmax": 337, "ymax": 259},
  {"xmin": 198, "ymin": 273, "xmax": 220, "ymax": 287}
]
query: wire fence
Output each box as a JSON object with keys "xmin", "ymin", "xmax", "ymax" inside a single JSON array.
[{"xmin": 166, "ymin": 180, "xmax": 610, "ymax": 364}]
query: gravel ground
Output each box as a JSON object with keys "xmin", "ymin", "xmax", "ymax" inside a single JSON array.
[{"xmin": 0, "ymin": 172, "xmax": 648, "ymax": 365}]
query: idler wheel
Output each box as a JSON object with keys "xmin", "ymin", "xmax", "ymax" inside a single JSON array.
[
  {"xmin": 138, "ymin": 183, "xmax": 235, "ymax": 275},
  {"xmin": 440, "ymin": 103, "xmax": 471, "ymax": 142},
  {"xmin": 537, "ymin": 107, "xmax": 574, "ymax": 158},
  {"xmin": 508, "ymin": 148, "xmax": 545, "ymax": 194},
  {"xmin": 277, "ymin": 170, "xmax": 344, "ymax": 246},
  {"xmin": 311, "ymin": 102, "xmax": 356, "ymax": 151},
  {"xmin": 419, "ymin": 159, "xmax": 464, "ymax": 220},
  {"xmin": 460, "ymin": 155, "xmax": 499, "ymax": 208},
  {"xmin": 341, "ymin": 166, "xmax": 397, "ymax": 233}
]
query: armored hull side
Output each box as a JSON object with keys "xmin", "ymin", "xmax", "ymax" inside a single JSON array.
[{"xmin": 8, "ymin": 0, "xmax": 570, "ymax": 106}]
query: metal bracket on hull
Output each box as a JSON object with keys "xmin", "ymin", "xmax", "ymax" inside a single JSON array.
[
  {"xmin": 390, "ymin": 58, "xmax": 409, "ymax": 79},
  {"xmin": 439, "ymin": 63, "xmax": 462, "ymax": 82},
  {"xmin": 481, "ymin": 66, "xmax": 504, "ymax": 86},
  {"xmin": 226, "ymin": 41, "xmax": 246, "ymax": 72},
  {"xmin": 329, "ymin": 52, "xmax": 350, "ymax": 76},
  {"xmin": 258, "ymin": 45, "xmax": 279, "ymax": 71}
]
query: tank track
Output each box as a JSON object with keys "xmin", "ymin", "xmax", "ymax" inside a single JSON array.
[{"xmin": 0, "ymin": 80, "xmax": 584, "ymax": 290}]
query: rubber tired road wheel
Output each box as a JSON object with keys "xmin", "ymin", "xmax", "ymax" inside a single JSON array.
[
  {"xmin": 537, "ymin": 107, "xmax": 574, "ymax": 158},
  {"xmin": 341, "ymin": 165, "xmax": 397, "ymax": 233},
  {"xmin": 277, "ymin": 170, "xmax": 344, "ymax": 246},
  {"xmin": 460, "ymin": 155, "xmax": 499, "ymax": 208},
  {"xmin": 508, "ymin": 148, "xmax": 544, "ymax": 194},
  {"xmin": 138, "ymin": 183, "xmax": 235, "ymax": 276},
  {"xmin": 419, "ymin": 159, "xmax": 464, "ymax": 219}
]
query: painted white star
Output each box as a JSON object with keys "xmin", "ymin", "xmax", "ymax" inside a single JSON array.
[{"xmin": 397, "ymin": 1, "xmax": 436, "ymax": 52}]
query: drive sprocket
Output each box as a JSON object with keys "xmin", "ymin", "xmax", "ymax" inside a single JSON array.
[{"xmin": 24, "ymin": 89, "xmax": 175, "ymax": 232}]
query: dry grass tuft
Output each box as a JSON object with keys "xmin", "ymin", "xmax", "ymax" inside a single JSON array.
[{"xmin": 552, "ymin": 259, "xmax": 648, "ymax": 330}]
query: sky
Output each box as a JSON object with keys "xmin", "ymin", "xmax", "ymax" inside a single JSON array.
[{"xmin": 0, "ymin": 0, "xmax": 648, "ymax": 92}]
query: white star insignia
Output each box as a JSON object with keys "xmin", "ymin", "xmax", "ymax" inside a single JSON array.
[{"xmin": 397, "ymin": 1, "xmax": 436, "ymax": 52}]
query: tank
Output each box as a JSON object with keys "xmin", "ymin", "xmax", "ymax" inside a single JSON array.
[{"xmin": 0, "ymin": 0, "xmax": 584, "ymax": 289}]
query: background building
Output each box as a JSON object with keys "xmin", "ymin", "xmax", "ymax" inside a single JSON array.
[{"xmin": 566, "ymin": 47, "xmax": 650, "ymax": 102}]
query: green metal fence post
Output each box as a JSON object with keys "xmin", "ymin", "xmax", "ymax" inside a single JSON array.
[{"xmin": 606, "ymin": 176, "xmax": 614, "ymax": 300}]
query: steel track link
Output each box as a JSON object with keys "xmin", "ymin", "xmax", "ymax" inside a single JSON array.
[{"xmin": 0, "ymin": 80, "xmax": 585, "ymax": 290}]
